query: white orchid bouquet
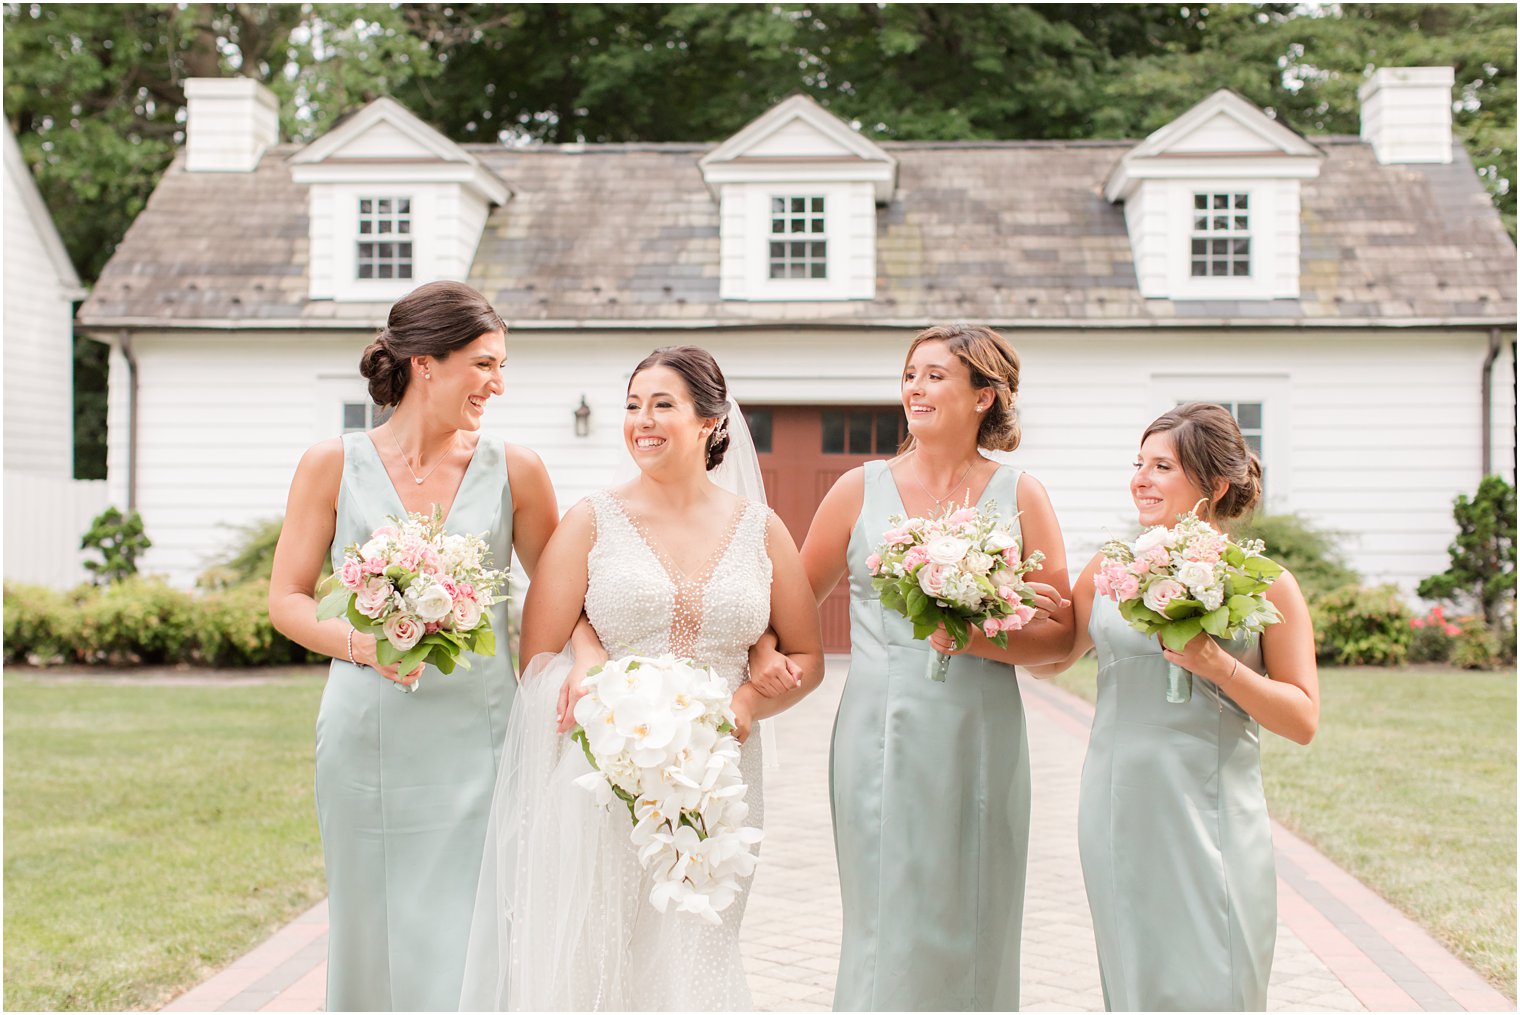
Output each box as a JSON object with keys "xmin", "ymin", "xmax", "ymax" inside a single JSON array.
[
  {"xmin": 868, "ymin": 502, "xmax": 1046, "ymax": 681},
  {"xmin": 571, "ymin": 654, "xmax": 763, "ymax": 925},
  {"xmin": 1095, "ymin": 510, "xmax": 1283, "ymax": 703},
  {"xmin": 316, "ymin": 507, "xmax": 506, "ymax": 692}
]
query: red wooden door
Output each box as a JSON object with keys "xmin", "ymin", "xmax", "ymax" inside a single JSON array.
[{"xmin": 748, "ymin": 405, "xmax": 907, "ymax": 652}]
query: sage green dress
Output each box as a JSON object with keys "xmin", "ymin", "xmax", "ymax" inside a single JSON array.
[
  {"xmin": 831, "ymin": 459, "xmax": 1031, "ymax": 1012},
  {"xmin": 315, "ymin": 432, "xmax": 516, "ymax": 1011},
  {"xmin": 1079, "ymin": 595, "xmax": 1275, "ymax": 1011}
]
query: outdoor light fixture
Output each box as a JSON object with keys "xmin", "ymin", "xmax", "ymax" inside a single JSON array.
[{"xmin": 574, "ymin": 395, "xmax": 591, "ymax": 437}]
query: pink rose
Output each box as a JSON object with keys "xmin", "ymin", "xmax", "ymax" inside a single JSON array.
[
  {"xmin": 382, "ymin": 612, "xmax": 423, "ymax": 651},
  {"xmin": 363, "ymin": 556, "xmax": 388, "ymax": 575},
  {"xmin": 418, "ymin": 545, "xmax": 442, "ymax": 574},
  {"xmin": 1113, "ymin": 574, "xmax": 1140, "ymax": 601},
  {"xmin": 338, "ymin": 558, "xmax": 365, "ymax": 590},
  {"xmin": 372, "ymin": 525, "xmax": 399, "ymax": 540},
  {"xmin": 866, "ymin": 553, "xmax": 883, "ymax": 575},
  {"xmin": 1003, "ymin": 604, "xmax": 1037, "ymax": 631},
  {"xmin": 998, "ymin": 584, "xmax": 1019, "ymax": 603},
  {"xmin": 452, "ymin": 595, "xmax": 483, "ymax": 631},
  {"xmin": 1142, "ymin": 578, "xmax": 1186, "ymax": 613},
  {"xmin": 424, "ymin": 621, "xmax": 442, "ymax": 635},
  {"xmin": 355, "ymin": 576, "xmax": 394, "ymax": 619},
  {"xmin": 948, "ymin": 508, "xmax": 977, "ymax": 525},
  {"xmin": 1093, "ymin": 570, "xmax": 1113, "ymax": 597},
  {"xmin": 902, "ymin": 546, "xmax": 930, "ymax": 570},
  {"xmin": 1002, "ymin": 547, "xmax": 1018, "ymax": 565},
  {"xmin": 883, "ymin": 527, "xmax": 912, "ymax": 547},
  {"xmin": 983, "ymin": 618, "xmax": 1001, "ymax": 638},
  {"xmin": 457, "ymin": 582, "xmax": 478, "ymax": 601},
  {"xmin": 917, "ymin": 562, "xmax": 947, "ymax": 597}
]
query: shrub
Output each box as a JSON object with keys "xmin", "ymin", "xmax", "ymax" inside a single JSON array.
[
  {"xmin": 79, "ymin": 506, "xmax": 152, "ymax": 586},
  {"xmin": 1408, "ymin": 605, "xmax": 1461, "ymax": 663},
  {"xmin": 198, "ymin": 517, "xmax": 284, "ymax": 590},
  {"xmin": 197, "ymin": 580, "xmax": 312, "ymax": 667},
  {"xmin": 76, "ymin": 578, "xmax": 197, "ymax": 665},
  {"xmin": 1451, "ymin": 617, "xmax": 1505, "ymax": 670},
  {"xmin": 1231, "ymin": 513, "xmax": 1359, "ymax": 603},
  {"xmin": 1311, "ymin": 584, "xmax": 1412, "ymax": 667},
  {"xmin": 3, "ymin": 583, "xmax": 81, "ymax": 665},
  {"xmin": 1418, "ymin": 475, "xmax": 1517, "ymax": 638}
]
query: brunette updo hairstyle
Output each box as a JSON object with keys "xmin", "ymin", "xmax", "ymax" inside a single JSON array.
[
  {"xmin": 1141, "ymin": 402, "xmax": 1263, "ymax": 522},
  {"xmin": 901, "ymin": 322, "xmax": 1022, "ymax": 453},
  {"xmin": 359, "ymin": 281, "xmax": 506, "ymax": 407},
  {"xmin": 630, "ymin": 346, "xmax": 732, "ymax": 471}
]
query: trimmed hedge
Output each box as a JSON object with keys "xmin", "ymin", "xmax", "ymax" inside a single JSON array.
[
  {"xmin": 1310, "ymin": 584, "xmax": 1412, "ymax": 667},
  {"xmin": 3, "ymin": 579, "xmax": 317, "ymax": 668}
]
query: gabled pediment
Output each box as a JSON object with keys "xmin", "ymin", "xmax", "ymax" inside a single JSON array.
[
  {"xmin": 290, "ymin": 97, "xmax": 508, "ymax": 204},
  {"xmin": 700, "ymin": 94, "xmax": 896, "ymax": 200},
  {"xmin": 1106, "ymin": 90, "xmax": 1322, "ymax": 202}
]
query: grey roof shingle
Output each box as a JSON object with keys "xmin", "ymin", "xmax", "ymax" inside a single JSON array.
[{"xmin": 78, "ymin": 136, "xmax": 1517, "ymax": 330}]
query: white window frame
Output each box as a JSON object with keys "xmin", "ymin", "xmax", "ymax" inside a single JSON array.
[
  {"xmin": 1164, "ymin": 181, "xmax": 1282, "ymax": 301},
  {"xmin": 323, "ymin": 183, "xmax": 433, "ymax": 302},
  {"xmin": 1190, "ymin": 191, "xmax": 1251, "ymax": 279},
  {"xmin": 767, "ymin": 194, "xmax": 829, "ymax": 281},
  {"xmin": 356, "ymin": 196, "xmax": 415, "ymax": 282},
  {"xmin": 1150, "ymin": 373, "xmax": 1289, "ymax": 511},
  {"xmin": 739, "ymin": 182, "xmax": 858, "ymax": 300}
]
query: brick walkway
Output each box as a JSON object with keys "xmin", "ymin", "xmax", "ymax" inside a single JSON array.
[{"xmin": 164, "ymin": 659, "xmax": 1511, "ymax": 1012}]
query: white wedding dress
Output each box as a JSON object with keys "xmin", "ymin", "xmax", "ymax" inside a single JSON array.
[{"xmin": 459, "ymin": 489, "xmax": 773, "ymax": 1011}]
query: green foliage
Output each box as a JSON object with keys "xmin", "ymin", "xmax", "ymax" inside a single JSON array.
[
  {"xmin": 2, "ymin": 583, "xmax": 84, "ymax": 665},
  {"xmin": 75, "ymin": 578, "xmax": 197, "ymax": 665},
  {"xmin": 197, "ymin": 579, "xmax": 313, "ymax": 667},
  {"xmin": 1451, "ymin": 618, "xmax": 1506, "ymax": 671},
  {"xmin": 1232, "ymin": 513, "xmax": 1360, "ymax": 603},
  {"xmin": 1311, "ymin": 584, "xmax": 1413, "ymax": 666},
  {"xmin": 1408, "ymin": 604, "xmax": 1461, "ymax": 664},
  {"xmin": 197, "ymin": 517, "xmax": 285, "ymax": 590},
  {"xmin": 79, "ymin": 506, "xmax": 151, "ymax": 586},
  {"xmin": 1417, "ymin": 475, "xmax": 1518, "ymax": 636},
  {"xmin": 72, "ymin": 335, "xmax": 108, "ymax": 480}
]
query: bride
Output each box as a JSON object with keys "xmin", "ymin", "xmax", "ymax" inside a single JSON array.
[{"xmin": 460, "ymin": 346, "xmax": 824, "ymax": 1010}]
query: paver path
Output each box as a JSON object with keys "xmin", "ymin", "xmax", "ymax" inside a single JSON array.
[{"xmin": 164, "ymin": 659, "xmax": 1511, "ymax": 1012}]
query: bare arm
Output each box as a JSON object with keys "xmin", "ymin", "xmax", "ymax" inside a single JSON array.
[
  {"xmin": 932, "ymin": 473, "xmax": 1076, "ymax": 667},
  {"xmin": 504, "ymin": 443, "xmax": 559, "ymax": 579},
  {"xmin": 731, "ymin": 513, "xmax": 826, "ymax": 738},
  {"xmin": 267, "ymin": 440, "xmax": 420, "ymax": 687},
  {"xmin": 520, "ymin": 500, "xmax": 594, "ymax": 663},
  {"xmin": 1026, "ymin": 553, "xmax": 1101, "ymax": 677},
  {"xmin": 1163, "ymin": 570, "xmax": 1320, "ymax": 744}
]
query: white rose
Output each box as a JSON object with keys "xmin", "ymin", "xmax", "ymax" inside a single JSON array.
[
  {"xmin": 1176, "ymin": 560, "xmax": 1216, "ymax": 593},
  {"xmin": 410, "ymin": 583, "xmax": 454, "ymax": 623},
  {"xmin": 963, "ymin": 550, "xmax": 994, "ymax": 574},
  {"xmin": 925, "ymin": 535, "xmax": 971, "ymax": 566},
  {"xmin": 984, "ymin": 529, "xmax": 1018, "ymax": 553},
  {"xmin": 1134, "ymin": 526, "xmax": 1171, "ymax": 555}
]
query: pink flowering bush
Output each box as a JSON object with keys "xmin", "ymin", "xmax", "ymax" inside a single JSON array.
[{"xmin": 317, "ymin": 507, "xmax": 506, "ymax": 682}]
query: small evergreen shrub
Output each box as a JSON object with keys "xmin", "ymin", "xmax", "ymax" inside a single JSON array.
[
  {"xmin": 79, "ymin": 507, "xmax": 152, "ymax": 586},
  {"xmin": 1311, "ymin": 584, "xmax": 1412, "ymax": 667}
]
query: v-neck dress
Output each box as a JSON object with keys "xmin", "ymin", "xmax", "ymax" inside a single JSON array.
[
  {"xmin": 831, "ymin": 459, "xmax": 1031, "ymax": 1011},
  {"xmin": 315, "ymin": 431, "xmax": 515, "ymax": 1011}
]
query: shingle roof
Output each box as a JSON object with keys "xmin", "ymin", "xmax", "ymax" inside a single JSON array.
[{"xmin": 78, "ymin": 136, "xmax": 1516, "ymax": 331}]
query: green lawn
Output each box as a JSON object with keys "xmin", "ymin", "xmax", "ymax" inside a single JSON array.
[
  {"xmin": 1051, "ymin": 660, "xmax": 1517, "ymax": 999},
  {"xmin": 4, "ymin": 673, "xmax": 328, "ymax": 1011}
]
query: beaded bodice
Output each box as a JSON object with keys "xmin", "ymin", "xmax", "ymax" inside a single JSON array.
[{"xmin": 584, "ymin": 490, "xmax": 774, "ymax": 691}]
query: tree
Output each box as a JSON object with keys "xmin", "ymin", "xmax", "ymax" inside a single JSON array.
[
  {"xmin": 1418, "ymin": 475, "xmax": 1518, "ymax": 636},
  {"xmin": 80, "ymin": 506, "xmax": 152, "ymax": 586}
]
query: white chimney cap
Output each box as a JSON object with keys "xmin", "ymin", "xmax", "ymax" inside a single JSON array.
[
  {"xmin": 184, "ymin": 77, "xmax": 279, "ymax": 173},
  {"xmin": 1358, "ymin": 66, "xmax": 1455, "ymax": 165}
]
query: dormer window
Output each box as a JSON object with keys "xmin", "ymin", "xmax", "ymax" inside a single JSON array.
[
  {"xmin": 1190, "ymin": 193, "xmax": 1250, "ymax": 278},
  {"xmin": 769, "ymin": 196, "xmax": 827, "ymax": 280},
  {"xmin": 357, "ymin": 197, "xmax": 413, "ymax": 280}
]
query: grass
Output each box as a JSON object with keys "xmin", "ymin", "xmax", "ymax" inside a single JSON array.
[
  {"xmin": 1050, "ymin": 660, "xmax": 1517, "ymax": 999},
  {"xmin": 4, "ymin": 673, "xmax": 328, "ymax": 1011}
]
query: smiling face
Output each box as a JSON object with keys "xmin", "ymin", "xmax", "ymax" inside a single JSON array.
[
  {"xmin": 901, "ymin": 339, "xmax": 993, "ymax": 444},
  {"xmin": 1131, "ymin": 431, "xmax": 1215, "ymax": 527},
  {"xmin": 416, "ymin": 329, "xmax": 506, "ymax": 430},
  {"xmin": 624, "ymin": 365, "xmax": 715, "ymax": 476}
]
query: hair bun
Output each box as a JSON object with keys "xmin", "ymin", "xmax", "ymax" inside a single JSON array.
[
  {"xmin": 360, "ymin": 333, "xmax": 406, "ymax": 407},
  {"xmin": 705, "ymin": 419, "xmax": 732, "ymax": 471}
]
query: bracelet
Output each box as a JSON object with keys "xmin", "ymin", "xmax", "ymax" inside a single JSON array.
[
  {"xmin": 1222, "ymin": 658, "xmax": 1240, "ymax": 685},
  {"xmin": 346, "ymin": 625, "xmax": 357, "ymax": 666}
]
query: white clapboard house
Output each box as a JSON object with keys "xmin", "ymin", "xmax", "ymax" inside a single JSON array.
[
  {"xmin": 76, "ymin": 70, "xmax": 1516, "ymax": 649},
  {"xmin": 3, "ymin": 123, "xmax": 104, "ymax": 587}
]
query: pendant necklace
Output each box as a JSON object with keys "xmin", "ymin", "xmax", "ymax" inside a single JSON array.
[
  {"xmin": 912, "ymin": 451, "xmax": 975, "ymax": 509},
  {"xmin": 390, "ymin": 427, "xmax": 456, "ymax": 486}
]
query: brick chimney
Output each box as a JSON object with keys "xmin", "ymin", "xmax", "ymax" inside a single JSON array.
[
  {"xmin": 1358, "ymin": 67, "xmax": 1454, "ymax": 165},
  {"xmin": 184, "ymin": 77, "xmax": 279, "ymax": 172}
]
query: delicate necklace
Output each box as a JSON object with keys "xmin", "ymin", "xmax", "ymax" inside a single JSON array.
[
  {"xmin": 389, "ymin": 427, "xmax": 456, "ymax": 486},
  {"xmin": 912, "ymin": 451, "xmax": 976, "ymax": 508}
]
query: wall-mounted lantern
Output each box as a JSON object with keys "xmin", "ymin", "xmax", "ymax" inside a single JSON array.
[{"xmin": 574, "ymin": 395, "xmax": 591, "ymax": 438}]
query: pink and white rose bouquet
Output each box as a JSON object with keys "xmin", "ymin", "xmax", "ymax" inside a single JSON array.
[
  {"xmin": 571, "ymin": 654, "xmax": 763, "ymax": 925},
  {"xmin": 317, "ymin": 507, "xmax": 506, "ymax": 692},
  {"xmin": 868, "ymin": 501, "xmax": 1046, "ymax": 681},
  {"xmin": 1095, "ymin": 510, "xmax": 1283, "ymax": 702}
]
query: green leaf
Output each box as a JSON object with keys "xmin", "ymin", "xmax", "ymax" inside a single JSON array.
[
  {"xmin": 472, "ymin": 627, "xmax": 496, "ymax": 658},
  {"xmin": 1200, "ymin": 605, "xmax": 1230, "ymax": 637},
  {"xmin": 905, "ymin": 585, "xmax": 929, "ymax": 619},
  {"xmin": 315, "ymin": 588, "xmax": 351, "ymax": 621},
  {"xmin": 1159, "ymin": 618, "xmax": 1204, "ymax": 653},
  {"xmin": 397, "ymin": 642, "xmax": 431, "ymax": 673}
]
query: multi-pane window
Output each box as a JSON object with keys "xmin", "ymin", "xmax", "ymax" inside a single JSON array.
[
  {"xmin": 746, "ymin": 409, "xmax": 774, "ymax": 454},
  {"xmin": 357, "ymin": 197, "xmax": 413, "ymax": 280},
  {"xmin": 821, "ymin": 408, "xmax": 906, "ymax": 455},
  {"xmin": 1190, "ymin": 193, "xmax": 1250, "ymax": 277},
  {"xmin": 341, "ymin": 401, "xmax": 393, "ymax": 433},
  {"xmin": 769, "ymin": 196, "xmax": 827, "ymax": 279}
]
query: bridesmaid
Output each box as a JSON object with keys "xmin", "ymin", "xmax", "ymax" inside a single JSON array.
[
  {"xmin": 269, "ymin": 281, "xmax": 558, "ymax": 1011},
  {"xmin": 1032, "ymin": 402, "xmax": 1319, "ymax": 1011},
  {"xmin": 753, "ymin": 323, "xmax": 1074, "ymax": 1011}
]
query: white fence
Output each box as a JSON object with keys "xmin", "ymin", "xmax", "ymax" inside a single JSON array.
[{"xmin": 3, "ymin": 470, "xmax": 110, "ymax": 588}]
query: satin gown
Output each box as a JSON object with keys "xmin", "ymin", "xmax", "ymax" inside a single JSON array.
[
  {"xmin": 831, "ymin": 459, "xmax": 1031, "ymax": 1011},
  {"xmin": 315, "ymin": 432, "xmax": 516, "ymax": 1011},
  {"xmin": 1079, "ymin": 595, "xmax": 1276, "ymax": 1011}
]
